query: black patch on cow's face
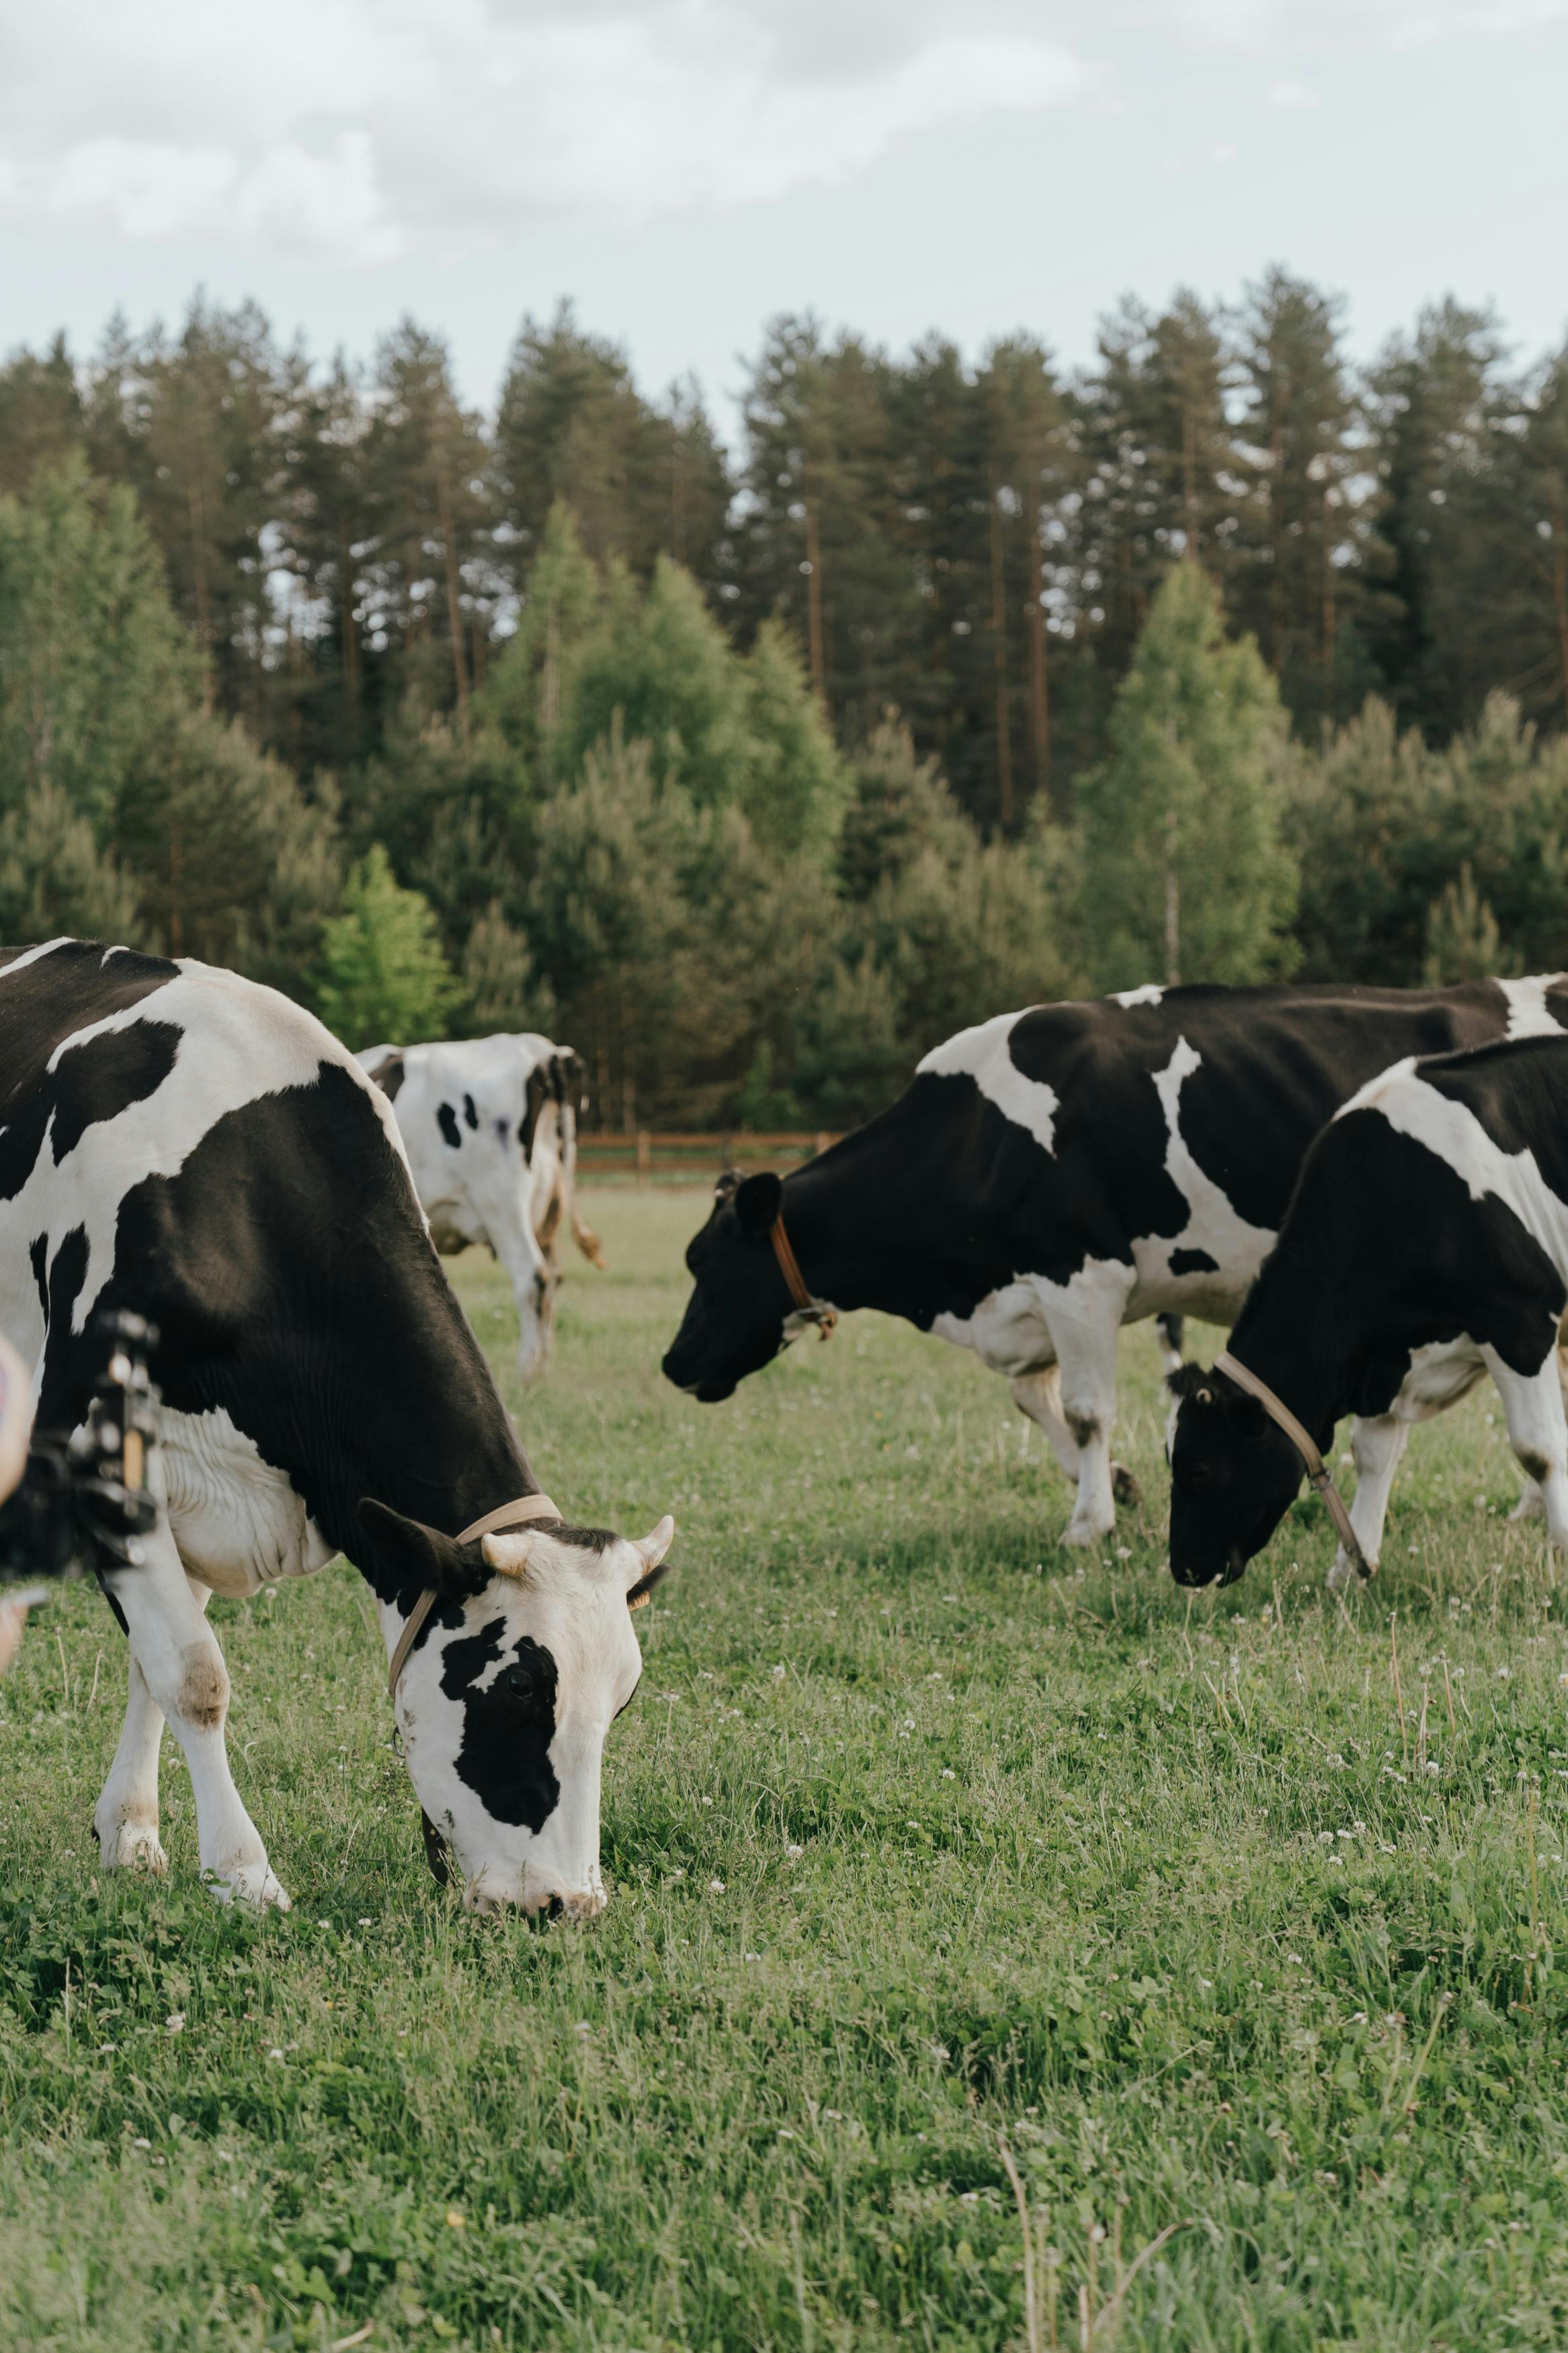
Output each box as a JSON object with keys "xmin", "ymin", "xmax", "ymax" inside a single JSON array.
[
  {"xmin": 462, "ymin": 1093, "xmax": 479, "ymax": 1131},
  {"xmin": 1169, "ymin": 1246, "xmax": 1219, "ymax": 1277},
  {"xmin": 662, "ymin": 1179, "xmax": 795, "ymax": 1402},
  {"xmin": 442, "ymin": 1619, "xmax": 562, "ymax": 1834},
  {"xmin": 1167, "ymin": 1378, "xmax": 1306, "ymax": 1586},
  {"xmin": 438, "ymin": 1101, "xmax": 462, "ymax": 1150}
]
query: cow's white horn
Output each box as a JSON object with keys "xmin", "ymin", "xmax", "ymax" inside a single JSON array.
[
  {"xmin": 483, "ymin": 1529, "xmax": 534, "ymax": 1577},
  {"xmin": 630, "ymin": 1515, "xmax": 675, "ymax": 1579}
]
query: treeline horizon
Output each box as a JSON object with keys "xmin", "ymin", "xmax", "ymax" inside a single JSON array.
[
  {"xmin": 1, "ymin": 274, "xmax": 1567, "ymax": 1135},
  {"xmin": 1, "ymin": 270, "xmax": 1565, "ymax": 825}
]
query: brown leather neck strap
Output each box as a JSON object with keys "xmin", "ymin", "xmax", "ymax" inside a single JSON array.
[
  {"xmin": 386, "ymin": 1492, "xmax": 561, "ymax": 1702},
  {"xmin": 770, "ymin": 1211, "xmax": 837, "ymax": 1340},
  {"xmin": 1214, "ymin": 1351, "xmax": 1370, "ymax": 1580}
]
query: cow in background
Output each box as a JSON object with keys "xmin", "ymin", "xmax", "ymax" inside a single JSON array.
[
  {"xmin": 664, "ymin": 979, "xmax": 1568, "ymax": 1552},
  {"xmin": 360, "ymin": 1035, "xmax": 604, "ymax": 1377}
]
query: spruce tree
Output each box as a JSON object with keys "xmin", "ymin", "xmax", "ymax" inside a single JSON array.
[
  {"xmin": 315, "ymin": 844, "xmax": 459, "ymax": 1049},
  {"xmin": 1077, "ymin": 562, "xmax": 1296, "ymax": 990}
]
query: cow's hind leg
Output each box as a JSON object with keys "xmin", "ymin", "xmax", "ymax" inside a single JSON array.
[
  {"xmin": 1485, "ymin": 1347, "xmax": 1568, "ymax": 1553},
  {"xmin": 1044, "ymin": 1267, "xmax": 1137, "ymax": 1546},
  {"xmin": 1009, "ymin": 1366, "xmax": 1080, "ymax": 1487},
  {"xmin": 1155, "ymin": 1312, "xmax": 1185, "ymax": 1378},
  {"xmin": 104, "ymin": 1526, "xmax": 289, "ymax": 1909},
  {"xmin": 95, "ymin": 1654, "xmax": 169, "ymax": 1872}
]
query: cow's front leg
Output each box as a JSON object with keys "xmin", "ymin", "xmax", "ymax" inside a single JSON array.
[
  {"xmin": 103, "ymin": 1527, "xmax": 289, "ymax": 1909},
  {"xmin": 1042, "ymin": 1264, "xmax": 1137, "ymax": 1546},
  {"xmin": 1328, "ymin": 1414, "xmax": 1412, "ymax": 1593},
  {"xmin": 1485, "ymin": 1348, "xmax": 1568, "ymax": 1553},
  {"xmin": 95, "ymin": 1654, "xmax": 169, "ymax": 1872}
]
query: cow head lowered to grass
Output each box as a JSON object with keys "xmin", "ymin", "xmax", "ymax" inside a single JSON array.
[
  {"xmin": 662, "ymin": 1171, "xmax": 804, "ymax": 1402},
  {"xmin": 1165, "ymin": 1363, "xmax": 1306, "ymax": 1587},
  {"xmin": 361, "ymin": 1505, "xmax": 674, "ymax": 1914},
  {"xmin": 0, "ymin": 939, "xmax": 675, "ymax": 1918}
]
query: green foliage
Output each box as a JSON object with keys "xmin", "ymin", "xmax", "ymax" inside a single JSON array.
[
  {"xmin": 0, "ymin": 454, "xmax": 197, "ymax": 824},
  {"xmin": 314, "ymin": 844, "xmax": 460, "ymax": 1049},
  {"xmin": 1288, "ymin": 692, "xmax": 1568, "ymax": 984},
  {"xmin": 6, "ymin": 1198, "xmax": 1568, "ymax": 2350},
  {"xmin": 461, "ymin": 902, "xmax": 551, "ymax": 1035},
  {"xmin": 0, "ymin": 779, "xmax": 138, "ymax": 943},
  {"xmin": 1075, "ymin": 562, "xmax": 1298, "ymax": 990}
]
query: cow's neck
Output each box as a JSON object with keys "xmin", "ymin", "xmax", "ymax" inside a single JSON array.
[
  {"xmin": 780, "ymin": 1123, "xmax": 973, "ymax": 1327},
  {"xmin": 1224, "ymin": 1261, "xmax": 1355, "ymax": 1453}
]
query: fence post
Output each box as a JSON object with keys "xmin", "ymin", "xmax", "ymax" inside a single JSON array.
[{"xmin": 636, "ymin": 1130, "xmax": 651, "ymax": 1185}]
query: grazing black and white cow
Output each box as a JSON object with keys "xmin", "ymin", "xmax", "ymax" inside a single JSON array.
[
  {"xmin": 1167, "ymin": 1031, "xmax": 1568, "ymax": 1588},
  {"xmin": 0, "ymin": 941, "xmax": 672, "ymax": 1914},
  {"xmin": 663, "ymin": 980, "xmax": 1568, "ymax": 1547},
  {"xmin": 359, "ymin": 1034, "xmax": 603, "ymax": 1377}
]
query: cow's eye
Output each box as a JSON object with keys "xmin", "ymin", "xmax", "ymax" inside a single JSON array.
[{"xmin": 500, "ymin": 1663, "xmax": 535, "ymax": 1703}]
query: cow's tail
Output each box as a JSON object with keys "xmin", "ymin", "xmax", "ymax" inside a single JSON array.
[{"xmin": 572, "ymin": 1208, "xmax": 606, "ymax": 1269}]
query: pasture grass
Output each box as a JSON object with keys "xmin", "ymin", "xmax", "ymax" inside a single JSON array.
[{"xmin": 3, "ymin": 1184, "xmax": 1568, "ymax": 2349}]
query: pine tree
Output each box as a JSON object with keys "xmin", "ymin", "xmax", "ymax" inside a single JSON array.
[
  {"xmin": 0, "ymin": 335, "xmax": 85, "ymax": 495},
  {"xmin": 0, "ymin": 455, "xmax": 198, "ymax": 824},
  {"xmin": 493, "ymin": 305, "xmax": 730, "ymax": 592},
  {"xmin": 315, "ymin": 845, "xmax": 460, "ymax": 1048},
  {"xmin": 1231, "ymin": 268, "xmax": 1373, "ymax": 731},
  {"xmin": 1077, "ymin": 562, "xmax": 1296, "ymax": 990}
]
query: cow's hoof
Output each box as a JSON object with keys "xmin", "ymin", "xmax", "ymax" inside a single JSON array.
[
  {"xmin": 1061, "ymin": 1515, "xmax": 1113, "ymax": 1549},
  {"xmin": 1111, "ymin": 1462, "xmax": 1141, "ymax": 1508},
  {"xmin": 1325, "ymin": 1550, "xmax": 1371, "ymax": 1595},
  {"xmin": 97, "ymin": 1819, "xmax": 168, "ymax": 1874},
  {"xmin": 204, "ymin": 1862, "xmax": 292, "ymax": 1911},
  {"xmin": 1510, "ymin": 1481, "xmax": 1546, "ymax": 1523}
]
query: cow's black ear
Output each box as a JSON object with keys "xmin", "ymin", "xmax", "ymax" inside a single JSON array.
[
  {"xmin": 734, "ymin": 1171, "xmax": 783, "ymax": 1234},
  {"xmin": 357, "ymin": 1500, "xmax": 468, "ymax": 1604},
  {"xmin": 714, "ymin": 1168, "xmax": 743, "ymax": 1205},
  {"xmin": 1166, "ymin": 1363, "xmax": 1214, "ymax": 1403}
]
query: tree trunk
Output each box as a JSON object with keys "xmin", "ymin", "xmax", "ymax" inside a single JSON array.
[
  {"xmin": 434, "ymin": 440, "xmax": 470, "ymax": 737},
  {"xmin": 989, "ymin": 476, "xmax": 1014, "ymax": 830},
  {"xmin": 188, "ymin": 477, "xmax": 213, "ymax": 713},
  {"xmin": 338, "ymin": 516, "xmax": 360, "ymax": 754},
  {"xmin": 1027, "ymin": 505, "xmax": 1050, "ymax": 813},
  {"xmin": 1552, "ymin": 481, "xmax": 1568, "ymax": 721},
  {"xmin": 804, "ymin": 494, "xmax": 826, "ymax": 700}
]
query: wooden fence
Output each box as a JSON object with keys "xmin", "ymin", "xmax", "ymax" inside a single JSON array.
[{"xmin": 575, "ymin": 1130, "xmax": 838, "ymax": 1183}]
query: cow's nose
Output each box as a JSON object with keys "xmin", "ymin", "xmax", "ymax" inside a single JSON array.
[{"xmin": 554, "ymin": 1887, "xmax": 607, "ymax": 1922}]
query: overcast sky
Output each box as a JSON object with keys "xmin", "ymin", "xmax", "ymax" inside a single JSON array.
[{"xmin": 1, "ymin": 1, "xmax": 1564, "ymax": 430}]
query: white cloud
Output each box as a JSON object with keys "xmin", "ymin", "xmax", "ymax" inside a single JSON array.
[
  {"xmin": 1266, "ymin": 78, "xmax": 1317, "ymax": 106},
  {"xmin": 0, "ymin": 0, "xmax": 1562, "ymax": 265}
]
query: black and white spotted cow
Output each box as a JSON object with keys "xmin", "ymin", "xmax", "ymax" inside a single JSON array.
[
  {"xmin": 663, "ymin": 979, "xmax": 1568, "ymax": 1550},
  {"xmin": 1168, "ymin": 1031, "xmax": 1568, "ymax": 1588},
  {"xmin": 0, "ymin": 941, "xmax": 671, "ymax": 1914},
  {"xmin": 358, "ymin": 1034, "xmax": 604, "ymax": 1378}
]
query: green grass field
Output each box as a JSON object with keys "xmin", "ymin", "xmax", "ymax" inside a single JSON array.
[{"xmin": 3, "ymin": 1185, "xmax": 1567, "ymax": 2350}]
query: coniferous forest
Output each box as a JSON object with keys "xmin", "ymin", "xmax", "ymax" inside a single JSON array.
[{"xmin": 1, "ymin": 274, "xmax": 1566, "ymax": 1125}]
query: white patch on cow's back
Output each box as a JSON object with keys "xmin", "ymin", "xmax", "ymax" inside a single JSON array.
[
  {"xmin": 1346, "ymin": 1066, "xmax": 1568, "ymax": 1276},
  {"xmin": 917, "ymin": 1010, "xmax": 1057, "ymax": 1154},
  {"xmin": 1126, "ymin": 1037, "xmax": 1276, "ymax": 1316},
  {"xmin": 1499, "ymin": 974, "xmax": 1568, "ymax": 1039},
  {"xmin": 1111, "ymin": 984, "xmax": 1164, "ymax": 1008},
  {"xmin": 0, "ymin": 939, "xmax": 74, "ymax": 981},
  {"xmin": 0, "ymin": 959, "xmax": 385, "ymax": 1353}
]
